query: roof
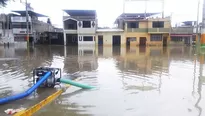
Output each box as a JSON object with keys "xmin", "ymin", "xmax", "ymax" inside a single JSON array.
[
  {"xmin": 182, "ymin": 21, "xmax": 196, "ymax": 25},
  {"xmin": 96, "ymin": 28, "xmax": 124, "ymax": 32},
  {"xmin": 120, "ymin": 13, "xmax": 159, "ymax": 18},
  {"xmin": 114, "ymin": 12, "xmax": 160, "ymax": 23},
  {"xmin": 63, "ymin": 10, "xmax": 96, "ymax": 16},
  {"xmin": 12, "ymin": 10, "xmax": 47, "ymax": 17}
]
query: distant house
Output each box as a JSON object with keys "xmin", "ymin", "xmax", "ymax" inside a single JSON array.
[
  {"xmin": 113, "ymin": 12, "xmax": 171, "ymax": 46},
  {"xmin": 62, "ymin": 10, "xmax": 97, "ymax": 46},
  {"xmin": 10, "ymin": 10, "xmax": 54, "ymax": 43}
]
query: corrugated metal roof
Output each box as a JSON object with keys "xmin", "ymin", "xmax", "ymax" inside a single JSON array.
[
  {"xmin": 12, "ymin": 10, "xmax": 47, "ymax": 17},
  {"xmin": 114, "ymin": 12, "xmax": 160, "ymax": 23},
  {"xmin": 96, "ymin": 28, "xmax": 124, "ymax": 32},
  {"xmin": 63, "ymin": 10, "xmax": 96, "ymax": 16}
]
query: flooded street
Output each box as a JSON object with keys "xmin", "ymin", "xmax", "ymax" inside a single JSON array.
[{"xmin": 0, "ymin": 45, "xmax": 205, "ymax": 116}]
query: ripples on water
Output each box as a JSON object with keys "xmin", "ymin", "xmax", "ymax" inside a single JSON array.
[{"xmin": 0, "ymin": 46, "xmax": 204, "ymax": 116}]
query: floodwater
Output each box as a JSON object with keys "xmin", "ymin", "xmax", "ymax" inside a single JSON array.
[{"xmin": 0, "ymin": 45, "xmax": 205, "ymax": 116}]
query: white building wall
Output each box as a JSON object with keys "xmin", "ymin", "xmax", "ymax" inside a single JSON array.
[
  {"xmin": 0, "ymin": 30, "xmax": 14, "ymax": 45},
  {"xmin": 63, "ymin": 16, "xmax": 97, "ymax": 46},
  {"xmin": 77, "ymin": 21, "xmax": 96, "ymax": 34}
]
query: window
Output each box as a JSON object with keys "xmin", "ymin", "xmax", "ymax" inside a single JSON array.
[
  {"xmin": 150, "ymin": 34, "xmax": 162, "ymax": 41},
  {"xmin": 12, "ymin": 22, "xmax": 31, "ymax": 29},
  {"xmin": 171, "ymin": 37, "xmax": 183, "ymax": 41},
  {"xmin": 83, "ymin": 36, "xmax": 93, "ymax": 41},
  {"xmin": 127, "ymin": 22, "xmax": 139, "ymax": 28},
  {"xmin": 127, "ymin": 37, "xmax": 136, "ymax": 41},
  {"xmin": 152, "ymin": 21, "xmax": 164, "ymax": 28},
  {"xmin": 83, "ymin": 21, "xmax": 91, "ymax": 28},
  {"xmin": 68, "ymin": 24, "xmax": 75, "ymax": 29}
]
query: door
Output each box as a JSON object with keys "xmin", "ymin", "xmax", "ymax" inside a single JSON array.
[
  {"xmin": 98, "ymin": 35, "xmax": 103, "ymax": 45},
  {"xmin": 126, "ymin": 37, "xmax": 131, "ymax": 46},
  {"xmin": 112, "ymin": 35, "xmax": 121, "ymax": 46},
  {"xmin": 139, "ymin": 37, "xmax": 146, "ymax": 46},
  {"xmin": 163, "ymin": 37, "xmax": 167, "ymax": 46}
]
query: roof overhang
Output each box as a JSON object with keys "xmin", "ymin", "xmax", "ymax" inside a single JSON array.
[
  {"xmin": 114, "ymin": 12, "xmax": 160, "ymax": 24},
  {"xmin": 12, "ymin": 10, "xmax": 48, "ymax": 17},
  {"xmin": 96, "ymin": 28, "xmax": 124, "ymax": 32},
  {"xmin": 63, "ymin": 10, "xmax": 96, "ymax": 16}
]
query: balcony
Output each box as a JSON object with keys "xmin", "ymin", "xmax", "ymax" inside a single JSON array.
[
  {"xmin": 171, "ymin": 27, "xmax": 193, "ymax": 34},
  {"xmin": 64, "ymin": 29, "xmax": 77, "ymax": 34},
  {"xmin": 12, "ymin": 28, "xmax": 31, "ymax": 34},
  {"xmin": 11, "ymin": 16, "xmax": 31, "ymax": 22},
  {"xmin": 148, "ymin": 28, "xmax": 170, "ymax": 33},
  {"xmin": 126, "ymin": 28, "xmax": 148, "ymax": 32}
]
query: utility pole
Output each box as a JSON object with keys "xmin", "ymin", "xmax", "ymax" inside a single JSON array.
[
  {"xmin": 25, "ymin": 0, "xmax": 29, "ymax": 47},
  {"xmin": 196, "ymin": 0, "xmax": 200, "ymax": 46}
]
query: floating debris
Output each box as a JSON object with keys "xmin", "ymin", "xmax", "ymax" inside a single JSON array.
[{"xmin": 4, "ymin": 107, "xmax": 26, "ymax": 115}]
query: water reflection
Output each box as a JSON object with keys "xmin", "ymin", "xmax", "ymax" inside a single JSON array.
[{"xmin": 0, "ymin": 45, "xmax": 205, "ymax": 116}]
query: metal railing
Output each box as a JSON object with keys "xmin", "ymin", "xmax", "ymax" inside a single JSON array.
[
  {"xmin": 171, "ymin": 27, "xmax": 193, "ymax": 34},
  {"xmin": 148, "ymin": 28, "xmax": 170, "ymax": 33}
]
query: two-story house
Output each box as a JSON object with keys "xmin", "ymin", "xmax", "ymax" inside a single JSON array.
[
  {"xmin": 11, "ymin": 10, "xmax": 54, "ymax": 43},
  {"xmin": 114, "ymin": 13, "xmax": 171, "ymax": 46},
  {"xmin": 63, "ymin": 10, "xmax": 97, "ymax": 46}
]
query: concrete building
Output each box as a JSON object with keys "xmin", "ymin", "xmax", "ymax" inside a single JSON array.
[
  {"xmin": 0, "ymin": 14, "xmax": 15, "ymax": 45},
  {"xmin": 63, "ymin": 10, "xmax": 97, "ymax": 46},
  {"xmin": 96, "ymin": 29, "xmax": 124, "ymax": 46},
  {"xmin": 113, "ymin": 13, "xmax": 171, "ymax": 47},
  {"xmin": 10, "ymin": 10, "xmax": 55, "ymax": 44}
]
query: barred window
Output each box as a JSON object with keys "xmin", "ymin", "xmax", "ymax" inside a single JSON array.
[{"xmin": 150, "ymin": 34, "xmax": 162, "ymax": 41}]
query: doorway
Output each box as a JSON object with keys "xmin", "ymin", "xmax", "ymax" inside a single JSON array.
[
  {"xmin": 126, "ymin": 37, "xmax": 131, "ymax": 46},
  {"xmin": 66, "ymin": 34, "xmax": 78, "ymax": 46},
  {"xmin": 139, "ymin": 37, "xmax": 146, "ymax": 46},
  {"xmin": 112, "ymin": 35, "xmax": 121, "ymax": 46},
  {"xmin": 163, "ymin": 37, "xmax": 167, "ymax": 46},
  {"xmin": 98, "ymin": 35, "xmax": 103, "ymax": 45}
]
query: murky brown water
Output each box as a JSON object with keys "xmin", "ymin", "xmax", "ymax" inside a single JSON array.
[{"xmin": 0, "ymin": 45, "xmax": 204, "ymax": 116}]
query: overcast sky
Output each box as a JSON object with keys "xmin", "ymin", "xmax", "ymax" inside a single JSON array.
[{"xmin": 0, "ymin": 0, "xmax": 203, "ymax": 28}]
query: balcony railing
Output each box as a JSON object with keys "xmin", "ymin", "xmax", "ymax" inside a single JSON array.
[
  {"xmin": 171, "ymin": 27, "xmax": 193, "ymax": 34},
  {"xmin": 126, "ymin": 28, "xmax": 170, "ymax": 33},
  {"xmin": 148, "ymin": 28, "xmax": 170, "ymax": 33},
  {"xmin": 127, "ymin": 28, "xmax": 148, "ymax": 32}
]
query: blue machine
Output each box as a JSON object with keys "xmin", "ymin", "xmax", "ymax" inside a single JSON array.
[{"xmin": 33, "ymin": 67, "xmax": 62, "ymax": 88}]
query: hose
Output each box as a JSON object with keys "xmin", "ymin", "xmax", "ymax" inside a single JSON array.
[{"xmin": 0, "ymin": 71, "xmax": 51, "ymax": 105}]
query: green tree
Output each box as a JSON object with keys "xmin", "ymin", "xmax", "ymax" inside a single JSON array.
[{"xmin": 0, "ymin": 0, "xmax": 9, "ymax": 7}]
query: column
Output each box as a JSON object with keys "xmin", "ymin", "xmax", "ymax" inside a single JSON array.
[{"xmin": 63, "ymin": 31, "xmax": 66, "ymax": 46}]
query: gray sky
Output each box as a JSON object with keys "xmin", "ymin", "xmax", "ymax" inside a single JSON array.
[{"xmin": 0, "ymin": 0, "xmax": 203, "ymax": 28}]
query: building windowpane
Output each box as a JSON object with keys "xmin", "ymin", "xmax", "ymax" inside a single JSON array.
[
  {"xmin": 171, "ymin": 37, "xmax": 183, "ymax": 41},
  {"xmin": 83, "ymin": 36, "xmax": 93, "ymax": 41},
  {"xmin": 127, "ymin": 37, "xmax": 136, "ymax": 41},
  {"xmin": 150, "ymin": 34, "xmax": 162, "ymax": 41},
  {"xmin": 152, "ymin": 21, "xmax": 164, "ymax": 28},
  {"xmin": 127, "ymin": 22, "xmax": 139, "ymax": 28},
  {"xmin": 83, "ymin": 21, "xmax": 91, "ymax": 28}
]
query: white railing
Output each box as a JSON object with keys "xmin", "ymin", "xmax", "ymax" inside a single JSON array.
[
  {"xmin": 11, "ymin": 16, "xmax": 31, "ymax": 22},
  {"xmin": 12, "ymin": 28, "xmax": 31, "ymax": 34}
]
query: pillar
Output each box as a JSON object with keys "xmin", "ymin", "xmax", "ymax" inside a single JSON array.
[
  {"xmin": 64, "ymin": 45, "xmax": 67, "ymax": 57},
  {"xmin": 190, "ymin": 36, "xmax": 193, "ymax": 45},
  {"xmin": 63, "ymin": 31, "xmax": 66, "ymax": 46}
]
